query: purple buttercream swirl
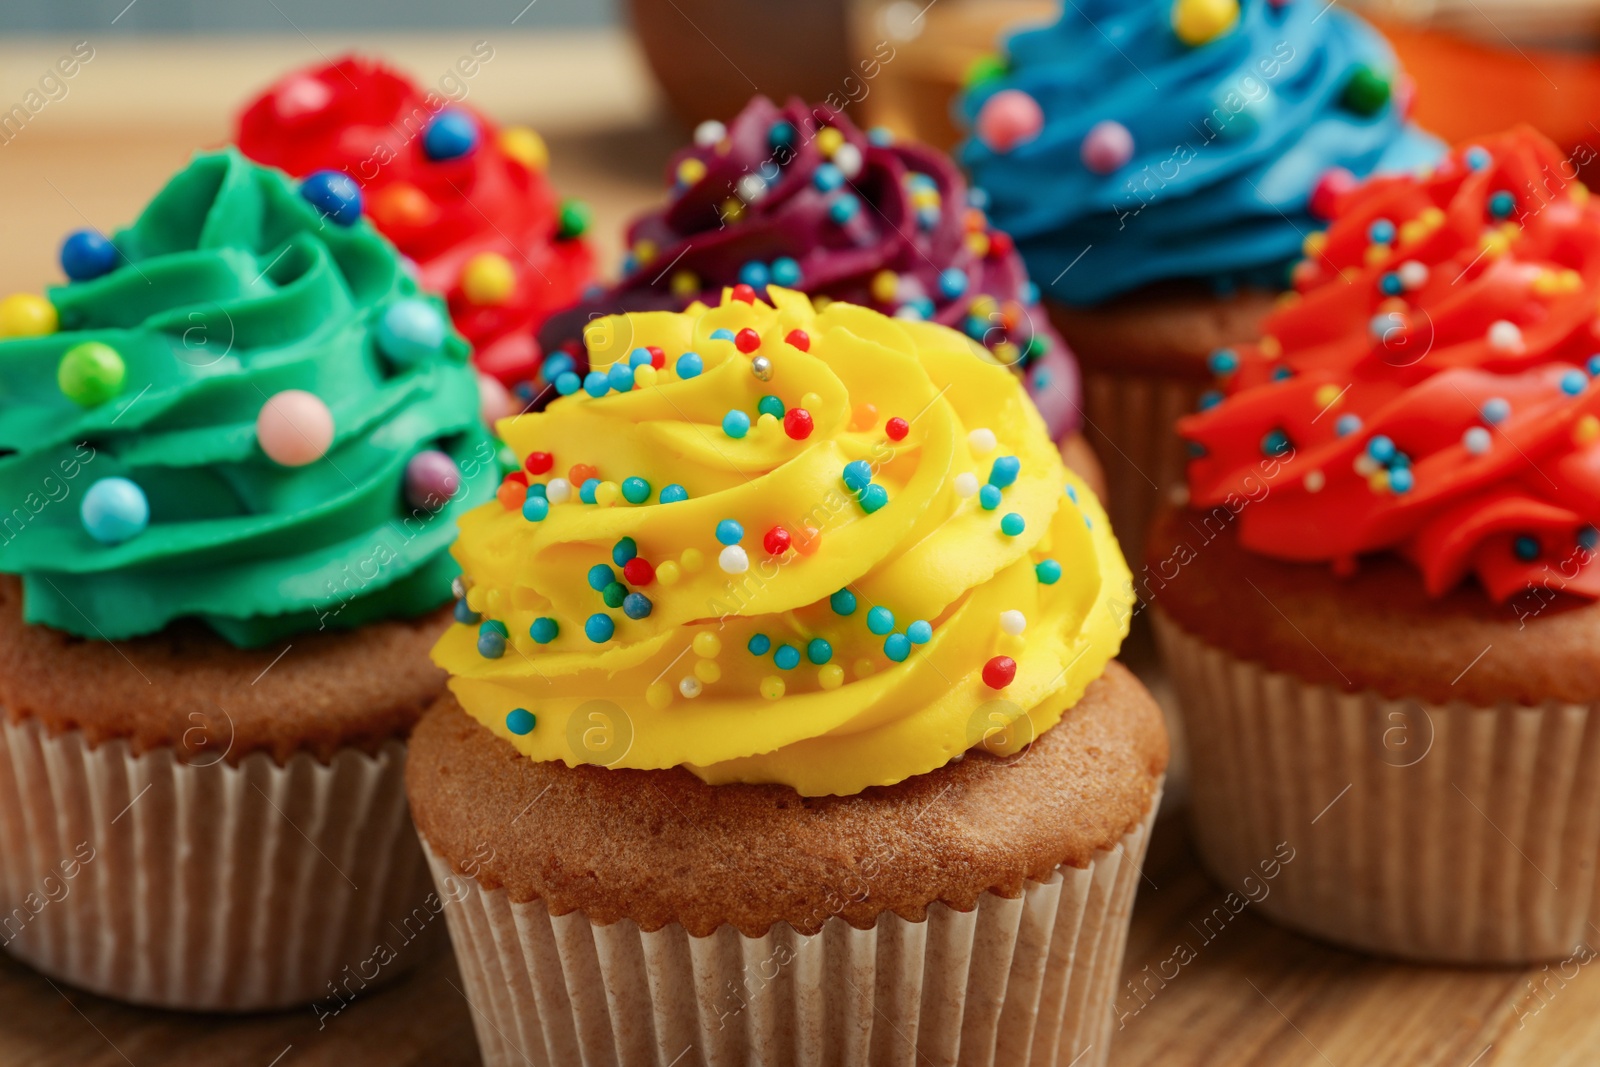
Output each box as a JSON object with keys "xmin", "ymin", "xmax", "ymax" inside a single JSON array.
[{"xmin": 536, "ymin": 96, "xmax": 1081, "ymax": 437}]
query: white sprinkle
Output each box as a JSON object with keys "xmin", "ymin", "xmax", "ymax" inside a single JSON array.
[
  {"xmin": 1303, "ymin": 470, "xmax": 1326, "ymax": 493},
  {"xmin": 834, "ymin": 142, "xmax": 864, "ymax": 179},
  {"xmin": 1487, "ymin": 320, "xmax": 1524, "ymax": 353},
  {"xmin": 1353, "ymin": 454, "xmax": 1379, "ymax": 477},
  {"xmin": 545, "ymin": 477, "xmax": 572, "ymax": 504},
  {"xmin": 1397, "ymin": 260, "xmax": 1429, "ymax": 290},
  {"xmin": 968, "ymin": 428, "xmax": 997, "ymax": 455},
  {"xmin": 893, "ymin": 306, "xmax": 925, "ymax": 321},
  {"xmin": 693, "ymin": 120, "xmax": 726, "ymax": 147},
  {"xmin": 679, "ymin": 676, "xmax": 703, "ymax": 698},
  {"xmin": 736, "ymin": 173, "xmax": 768, "ymax": 204},
  {"xmin": 954, "ymin": 472, "xmax": 980, "ymax": 498},
  {"xmin": 719, "ymin": 544, "xmax": 750, "ymax": 574},
  {"xmin": 1463, "ymin": 426, "xmax": 1492, "ymax": 455},
  {"xmin": 451, "ymin": 576, "xmax": 466, "ymax": 599},
  {"xmin": 999, "ymin": 610, "xmax": 1027, "ymax": 636}
]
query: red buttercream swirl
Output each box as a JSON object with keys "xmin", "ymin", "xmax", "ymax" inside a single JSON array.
[
  {"xmin": 236, "ymin": 55, "xmax": 594, "ymax": 385},
  {"xmin": 1180, "ymin": 127, "xmax": 1600, "ymax": 603}
]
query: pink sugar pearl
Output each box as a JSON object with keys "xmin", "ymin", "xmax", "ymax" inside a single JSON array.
[
  {"xmin": 976, "ymin": 89, "xmax": 1045, "ymax": 154},
  {"xmin": 1081, "ymin": 120, "xmax": 1134, "ymax": 174},
  {"xmin": 1310, "ymin": 167, "xmax": 1357, "ymax": 220},
  {"xmin": 257, "ymin": 389, "xmax": 334, "ymax": 467},
  {"xmin": 405, "ymin": 449, "xmax": 461, "ymax": 510},
  {"xmin": 478, "ymin": 371, "xmax": 515, "ymax": 424}
]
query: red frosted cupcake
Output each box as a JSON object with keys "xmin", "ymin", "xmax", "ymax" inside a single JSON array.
[
  {"xmin": 237, "ymin": 55, "xmax": 595, "ymax": 387},
  {"xmin": 1148, "ymin": 127, "xmax": 1600, "ymax": 962}
]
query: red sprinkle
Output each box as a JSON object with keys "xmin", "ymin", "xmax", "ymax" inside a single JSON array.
[
  {"xmin": 763, "ymin": 525, "xmax": 792, "ymax": 555},
  {"xmin": 731, "ymin": 284, "xmax": 757, "ymax": 304},
  {"xmin": 783, "ymin": 408, "xmax": 814, "ymax": 440},
  {"xmin": 622, "ymin": 558, "xmax": 655, "ymax": 586},
  {"xmin": 885, "ymin": 417, "xmax": 909, "ymax": 441},
  {"xmin": 1310, "ymin": 167, "xmax": 1357, "ymax": 221},
  {"xmin": 496, "ymin": 481, "xmax": 527, "ymax": 510},
  {"xmin": 569, "ymin": 463, "xmax": 599, "ymax": 485},
  {"xmin": 735, "ymin": 327, "xmax": 761, "ymax": 353},
  {"xmin": 982, "ymin": 656, "xmax": 1017, "ymax": 690},
  {"xmin": 646, "ymin": 345, "xmax": 666, "ymax": 369},
  {"xmin": 504, "ymin": 470, "xmax": 530, "ymax": 486},
  {"xmin": 525, "ymin": 451, "xmax": 554, "ymax": 475},
  {"xmin": 989, "ymin": 230, "xmax": 1014, "ymax": 258},
  {"xmin": 785, "ymin": 329, "xmax": 810, "ymax": 352}
]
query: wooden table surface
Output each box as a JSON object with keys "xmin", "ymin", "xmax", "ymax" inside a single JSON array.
[{"xmin": 2, "ymin": 31, "xmax": 1598, "ymax": 1067}]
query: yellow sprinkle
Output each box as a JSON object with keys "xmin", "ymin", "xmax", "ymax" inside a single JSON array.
[
  {"xmin": 676, "ymin": 157, "xmax": 707, "ymax": 186},
  {"xmin": 970, "ymin": 295, "xmax": 999, "ymax": 320},
  {"xmin": 645, "ymin": 682, "xmax": 673, "ymax": 710},
  {"xmin": 1576, "ymin": 414, "xmax": 1600, "ymax": 445},
  {"xmin": 594, "ymin": 481, "xmax": 621, "ymax": 507},
  {"xmin": 465, "ymin": 587, "xmax": 487, "ymax": 613},
  {"xmin": 818, "ymin": 664, "xmax": 844, "ymax": 690},
  {"xmin": 634, "ymin": 239, "xmax": 658, "ymax": 266},
  {"xmin": 760, "ymin": 676, "xmax": 785, "ymax": 700},
  {"xmin": 721, "ymin": 198, "xmax": 744, "ymax": 223},
  {"xmin": 817, "ymin": 127, "xmax": 845, "ymax": 157},
  {"xmin": 461, "ymin": 252, "xmax": 515, "ymax": 305},
  {"xmin": 1259, "ymin": 335, "xmax": 1282, "ymax": 358},
  {"xmin": 1561, "ymin": 269, "xmax": 1583, "ymax": 292},
  {"xmin": 634, "ymin": 365, "xmax": 658, "ymax": 388},
  {"xmin": 0, "ymin": 293, "xmax": 57, "ymax": 338},
  {"xmin": 1314, "ymin": 384, "xmax": 1343, "ymax": 408},
  {"xmin": 1364, "ymin": 244, "xmax": 1389, "ymax": 267},
  {"xmin": 1171, "ymin": 0, "xmax": 1240, "ymax": 47},
  {"xmin": 801, "ymin": 391, "xmax": 823, "ymax": 411},
  {"xmin": 870, "ymin": 270, "xmax": 899, "ymax": 303},
  {"xmin": 670, "ymin": 270, "xmax": 700, "ymax": 297},
  {"xmin": 695, "ymin": 659, "xmax": 721, "ymax": 684},
  {"xmin": 1533, "ymin": 271, "xmax": 1561, "ymax": 297},
  {"xmin": 993, "ymin": 342, "xmax": 1020, "ymax": 366},
  {"xmin": 813, "ymin": 294, "xmax": 833, "ymax": 311},
  {"xmin": 757, "ymin": 412, "xmax": 780, "ymax": 430},
  {"xmin": 1419, "ymin": 207, "xmax": 1446, "ymax": 228},
  {"xmin": 1480, "ymin": 231, "xmax": 1511, "ymax": 258},
  {"xmin": 1398, "ymin": 219, "xmax": 1428, "ymax": 246},
  {"xmin": 1302, "ymin": 231, "xmax": 1327, "ymax": 257},
  {"xmin": 1500, "ymin": 221, "xmax": 1522, "ymax": 240},
  {"xmin": 853, "ymin": 657, "xmax": 876, "ymax": 679},
  {"xmin": 1368, "ymin": 470, "xmax": 1390, "ymax": 494},
  {"xmin": 965, "ymin": 232, "xmax": 990, "ymax": 258},
  {"xmin": 498, "ymin": 126, "xmax": 548, "ymax": 171},
  {"xmin": 693, "ymin": 632, "xmax": 722, "ymax": 658},
  {"xmin": 656, "ymin": 561, "xmax": 682, "ymax": 586},
  {"xmin": 1573, "ymin": 183, "xmax": 1591, "ymax": 203},
  {"xmin": 680, "ymin": 548, "xmax": 704, "ymax": 573}
]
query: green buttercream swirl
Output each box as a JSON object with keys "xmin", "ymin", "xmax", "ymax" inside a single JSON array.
[{"xmin": 0, "ymin": 148, "xmax": 498, "ymax": 646}]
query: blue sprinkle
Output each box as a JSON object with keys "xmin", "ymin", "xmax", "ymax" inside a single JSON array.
[
  {"xmin": 1367, "ymin": 435, "xmax": 1397, "ymax": 463},
  {"xmin": 988, "ymin": 455, "xmax": 1020, "ymax": 488},
  {"xmin": 60, "ymin": 229, "xmax": 119, "ymax": 280},
  {"xmin": 423, "ymin": 109, "xmax": 479, "ymax": 161},
  {"xmin": 1481, "ymin": 397, "xmax": 1511, "ymax": 425},
  {"xmin": 477, "ymin": 631, "xmax": 506, "ymax": 658},
  {"xmin": 1561, "ymin": 369, "xmax": 1589, "ymax": 396},
  {"xmin": 522, "ymin": 496, "xmax": 549, "ymax": 522},
  {"xmin": 1065, "ymin": 485, "xmax": 1079, "ymax": 503},
  {"xmin": 628, "ymin": 347, "xmax": 654, "ymax": 368},
  {"xmin": 623, "ymin": 592, "xmax": 653, "ymax": 619},
  {"xmin": 806, "ymin": 638, "xmax": 833, "ymax": 665},
  {"xmin": 938, "ymin": 268, "xmax": 969, "ymax": 299},
  {"xmin": 1389, "ymin": 467, "xmax": 1415, "ymax": 493},
  {"xmin": 1000, "ymin": 512, "xmax": 1025, "ymax": 536},
  {"xmin": 710, "ymin": 328, "xmax": 736, "ymax": 342},
  {"xmin": 1271, "ymin": 366, "xmax": 1294, "ymax": 382},
  {"xmin": 1488, "ymin": 190, "xmax": 1516, "ymax": 218},
  {"xmin": 543, "ymin": 353, "xmax": 575, "ymax": 380},
  {"xmin": 739, "ymin": 260, "xmax": 771, "ymax": 289},
  {"xmin": 676, "ymin": 352, "xmax": 704, "ymax": 378},
  {"xmin": 770, "ymin": 256, "xmax": 802, "ymax": 287},
  {"xmin": 716, "ymin": 519, "xmax": 744, "ymax": 545},
  {"xmin": 1589, "ymin": 354, "xmax": 1600, "ymax": 378},
  {"xmin": 529, "ymin": 617, "xmax": 559, "ymax": 644},
  {"xmin": 867, "ymin": 606, "xmax": 895, "ymax": 635},
  {"xmin": 757, "ymin": 395, "xmax": 786, "ymax": 419},
  {"xmin": 608, "ymin": 363, "xmax": 635, "ymax": 392},
  {"xmin": 813, "ymin": 163, "xmax": 845, "ymax": 192},
  {"xmin": 588, "ymin": 564, "xmax": 615, "ymax": 591},
  {"xmin": 1335, "ymin": 413, "xmax": 1362, "ymax": 437},
  {"xmin": 829, "ymin": 195, "xmax": 860, "ymax": 224},
  {"xmin": 612, "ymin": 537, "xmax": 638, "ymax": 566},
  {"xmin": 1208, "ymin": 348, "xmax": 1239, "ymax": 376},
  {"xmin": 454, "ymin": 598, "xmax": 480, "ymax": 624},
  {"xmin": 1465, "ymin": 145, "xmax": 1492, "ymax": 171},
  {"xmin": 580, "ymin": 478, "xmax": 601, "ymax": 504},
  {"xmin": 1379, "ymin": 273, "xmax": 1404, "ymax": 296},
  {"xmin": 769, "ymin": 120, "xmax": 796, "ymax": 148},
  {"xmin": 1198, "ymin": 390, "xmax": 1223, "ymax": 411},
  {"xmin": 1261, "ymin": 429, "xmax": 1292, "ymax": 457},
  {"xmin": 1036, "ymin": 559, "xmax": 1062, "ymax": 584},
  {"xmin": 748, "ymin": 633, "xmax": 772, "ymax": 655},
  {"xmin": 830, "ymin": 588, "xmax": 857, "ymax": 615},
  {"xmin": 723, "ymin": 410, "xmax": 752, "ymax": 439},
  {"xmin": 527, "ymin": 483, "xmax": 548, "ymax": 500},
  {"xmin": 1514, "ymin": 535, "xmax": 1541, "ymax": 561},
  {"xmin": 505, "ymin": 708, "xmax": 536, "ymax": 735},
  {"xmin": 774, "ymin": 644, "xmax": 801, "ymax": 670},
  {"xmin": 480, "ymin": 619, "xmax": 508, "ymax": 638},
  {"xmin": 1581, "ymin": 527, "xmax": 1599, "ymax": 552},
  {"xmin": 979, "ymin": 484, "xmax": 1002, "ymax": 511},
  {"xmin": 585, "ymin": 613, "xmax": 615, "ymax": 642},
  {"xmin": 858, "ymin": 484, "xmax": 888, "ymax": 513},
  {"xmin": 622, "ymin": 477, "xmax": 651, "ymax": 504},
  {"xmin": 842, "ymin": 460, "xmax": 874, "ymax": 491},
  {"xmin": 1368, "ymin": 218, "xmax": 1397, "ymax": 244},
  {"xmin": 555, "ymin": 371, "xmax": 581, "ymax": 396},
  {"xmin": 907, "ymin": 620, "xmax": 932, "ymax": 644},
  {"xmin": 583, "ymin": 372, "xmax": 610, "ymax": 398},
  {"xmin": 659, "ymin": 484, "xmax": 688, "ymax": 503},
  {"xmin": 883, "ymin": 633, "xmax": 911, "ymax": 662},
  {"xmin": 868, "ymin": 126, "xmax": 894, "ymax": 146}
]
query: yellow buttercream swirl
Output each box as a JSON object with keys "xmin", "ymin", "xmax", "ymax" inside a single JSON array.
[{"xmin": 433, "ymin": 288, "xmax": 1131, "ymax": 796}]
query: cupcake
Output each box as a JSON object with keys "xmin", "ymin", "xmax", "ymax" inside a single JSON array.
[
  {"xmin": 0, "ymin": 148, "xmax": 496, "ymax": 1008},
  {"xmin": 535, "ymin": 96, "xmax": 1102, "ymax": 494},
  {"xmin": 1148, "ymin": 128, "xmax": 1600, "ymax": 963},
  {"xmin": 236, "ymin": 55, "xmax": 595, "ymax": 388},
  {"xmin": 409, "ymin": 287, "xmax": 1167, "ymax": 1064},
  {"xmin": 958, "ymin": 0, "xmax": 1441, "ymax": 567}
]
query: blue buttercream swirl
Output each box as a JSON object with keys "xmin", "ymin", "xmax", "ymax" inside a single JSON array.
[{"xmin": 957, "ymin": 0, "xmax": 1443, "ymax": 306}]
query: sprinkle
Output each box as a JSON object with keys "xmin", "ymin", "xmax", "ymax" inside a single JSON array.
[
  {"xmin": 786, "ymin": 329, "xmax": 810, "ymax": 351},
  {"xmin": 760, "ymin": 677, "xmax": 785, "ymax": 700},
  {"xmin": 885, "ymin": 417, "xmax": 909, "ymax": 441},
  {"xmin": 988, "ymin": 456, "xmax": 1020, "ymax": 488},
  {"xmin": 1481, "ymin": 397, "xmax": 1511, "ymax": 424},
  {"xmin": 867, "ymin": 606, "xmax": 895, "ymax": 635},
  {"xmin": 968, "ymin": 428, "xmax": 997, "ymax": 454},
  {"xmin": 983, "ymin": 655, "xmax": 1017, "ymax": 689},
  {"xmin": 834, "ymin": 142, "xmax": 865, "ymax": 178},
  {"xmin": 583, "ymin": 372, "xmax": 610, "ymax": 398},
  {"xmin": 1465, "ymin": 145, "xmax": 1492, "ymax": 170},
  {"xmin": 59, "ymin": 229, "xmax": 119, "ymax": 280},
  {"xmin": 950, "ymin": 473, "xmax": 979, "ymax": 499},
  {"xmin": 730, "ymin": 284, "xmax": 757, "ymax": 304},
  {"xmin": 622, "ymin": 592, "xmax": 652, "ymax": 620},
  {"xmin": 757, "ymin": 395, "xmax": 785, "ymax": 419},
  {"xmin": 723, "ymin": 410, "xmax": 752, "ymax": 438},
  {"xmin": 680, "ymin": 676, "xmax": 704, "ymax": 699},
  {"xmin": 1561, "ymin": 369, "xmax": 1589, "ymax": 396},
  {"xmin": 1576, "ymin": 415, "xmax": 1600, "ymax": 445},
  {"xmin": 1208, "ymin": 349, "xmax": 1240, "ymax": 376},
  {"xmin": 763, "ymin": 525, "xmax": 791, "ymax": 555},
  {"xmin": 1514, "ymin": 535, "xmax": 1541, "ymax": 561},
  {"xmin": 681, "ymin": 547, "xmax": 705, "ymax": 572},
  {"xmin": 907, "ymin": 620, "xmax": 932, "ymax": 644},
  {"xmin": 656, "ymin": 560, "xmax": 682, "ymax": 585},
  {"xmin": 526, "ymin": 452, "xmax": 554, "ymax": 475},
  {"xmin": 693, "ymin": 119, "xmax": 726, "ymax": 146},
  {"xmin": 693, "ymin": 632, "xmax": 722, "ymax": 658},
  {"xmin": 806, "ymin": 638, "xmax": 833, "ymax": 665},
  {"xmin": 620, "ymin": 476, "xmax": 653, "ymax": 506},
  {"xmin": 771, "ymin": 257, "xmax": 802, "ymax": 287},
  {"xmin": 585, "ymin": 614, "xmax": 615, "ymax": 642},
  {"xmin": 555, "ymin": 373, "xmax": 581, "ymax": 395},
  {"xmin": 594, "ymin": 481, "xmax": 621, "ymax": 507},
  {"xmin": 676, "ymin": 352, "xmax": 704, "ymax": 378},
  {"xmin": 818, "ymin": 664, "xmax": 845, "ymax": 689},
  {"xmin": 1000, "ymin": 513, "xmax": 1025, "ymax": 536},
  {"xmin": 1035, "ymin": 560, "xmax": 1061, "ymax": 584},
  {"xmin": 735, "ymin": 328, "xmax": 761, "ymax": 354},
  {"xmin": 646, "ymin": 683, "xmax": 673, "ymax": 709},
  {"xmin": 711, "ymin": 328, "xmax": 736, "ymax": 342},
  {"xmin": 829, "ymin": 195, "xmax": 861, "ymax": 224},
  {"xmin": 1367, "ymin": 435, "xmax": 1397, "ymax": 463},
  {"xmin": 1080, "ymin": 119, "xmax": 1135, "ymax": 173},
  {"xmin": 858, "ymin": 484, "xmax": 889, "ymax": 513},
  {"xmin": 852, "ymin": 403, "xmax": 879, "ymax": 430},
  {"xmin": 477, "ymin": 629, "xmax": 506, "ymax": 658},
  {"xmin": 774, "ymin": 644, "xmax": 801, "ymax": 670},
  {"xmin": 1367, "ymin": 218, "xmax": 1397, "ymax": 245},
  {"xmin": 454, "ymin": 599, "xmax": 479, "ymax": 624},
  {"xmin": 1398, "ymin": 261, "xmax": 1429, "ymax": 289},
  {"xmin": 659, "ymin": 484, "xmax": 688, "ymax": 503},
  {"xmin": 1487, "ymin": 320, "xmax": 1524, "ymax": 353},
  {"xmin": 1463, "ymin": 427, "xmax": 1492, "ymax": 454},
  {"xmin": 522, "ymin": 496, "xmax": 549, "ymax": 522},
  {"xmin": 1335, "ymin": 414, "xmax": 1362, "ymax": 437},
  {"xmin": 831, "ymin": 589, "xmax": 858, "ymax": 615},
  {"xmin": 750, "ymin": 356, "xmax": 773, "ymax": 381},
  {"xmin": 979, "ymin": 485, "xmax": 1002, "ymax": 510},
  {"xmin": 497, "ymin": 480, "xmax": 528, "ymax": 511},
  {"xmin": 602, "ymin": 582, "xmax": 627, "ymax": 608},
  {"xmin": 623, "ymin": 558, "xmax": 655, "ymax": 586},
  {"xmin": 695, "ymin": 659, "xmax": 721, "ymax": 683},
  {"xmin": 1487, "ymin": 190, "xmax": 1516, "ymax": 219},
  {"xmin": 739, "ymin": 261, "xmax": 771, "ymax": 289},
  {"xmin": 588, "ymin": 564, "xmax": 615, "ymax": 591},
  {"xmin": 1261, "ymin": 429, "xmax": 1292, "ymax": 458},
  {"xmin": 1341, "ymin": 64, "xmax": 1391, "ymax": 117},
  {"xmin": 840, "ymin": 461, "xmax": 873, "ymax": 492},
  {"xmin": 748, "ymin": 633, "xmax": 772, "ymax": 655},
  {"xmin": 505, "ymin": 708, "xmax": 536, "ymax": 735},
  {"xmin": 530, "ymin": 617, "xmax": 559, "ymax": 644},
  {"xmin": 546, "ymin": 478, "xmax": 572, "ymax": 504},
  {"xmin": 719, "ymin": 545, "xmax": 749, "ymax": 573},
  {"xmin": 716, "ymin": 519, "xmax": 744, "ymax": 545},
  {"xmin": 784, "ymin": 408, "xmax": 814, "ymax": 439}
]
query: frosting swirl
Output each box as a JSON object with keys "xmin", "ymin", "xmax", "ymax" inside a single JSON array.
[
  {"xmin": 536, "ymin": 96, "xmax": 1082, "ymax": 437},
  {"xmin": 1180, "ymin": 127, "xmax": 1600, "ymax": 603},
  {"xmin": 236, "ymin": 55, "xmax": 595, "ymax": 385},
  {"xmin": 957, "ymin": 0, "xmax": 1442, "ymax": 306},
  {"xmin": 436, "ymin": 288, "xmax": 1128, "ymax": 796},
  {"xmin": 0, "ymin": 149, "xmax": 497, "ymax": 645}
]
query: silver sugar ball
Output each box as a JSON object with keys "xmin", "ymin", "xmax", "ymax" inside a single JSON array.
[{"xmin": 750, "ymin": 355, "xmax": 773, "ymax": 381}]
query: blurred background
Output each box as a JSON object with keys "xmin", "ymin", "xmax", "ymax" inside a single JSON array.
[{"xmin": 3, "ymin": 0, "xmax": 1595, "ymax": 293}]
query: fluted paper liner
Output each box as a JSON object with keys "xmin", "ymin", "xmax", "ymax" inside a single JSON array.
[
  {"xmin": 0, "ymin": 716, "xmax": 437, "ymax": 1011},
  {"xmin": 1155, "ymin": 609, "xmax": 1600, "ymax": 964},
  {"xmin": 1080, "ymin": 370, "xmax": 1201, "ymax": 576},
  {"xmin": 422, "ymin": 782, "xmax": 1160, "ymax": 1067}
]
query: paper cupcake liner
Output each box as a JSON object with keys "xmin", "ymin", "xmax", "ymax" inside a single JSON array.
[
  {"xmin": 423, "ymin": 782, "xmax": 1161, "ymax": 1067},
  {"xmin": 0, "ymin": 716, "xmax": 437, "ymax": 1011},
  {"xmin": 1154, "ymin": 609, "xmax": 1600, "ymax": 964},
  {"xmin": 1080, "ymin": 369, "xmax": 1201, "ymax": 576}
]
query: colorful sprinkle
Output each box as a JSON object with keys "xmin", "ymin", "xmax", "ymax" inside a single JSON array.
[
  {"xmin": 748, "ymin": 633, "xmax": 773, "ymax": 655},
  {"xmin": 659, "ymin": 484, "xmax": 688, "ymax": 503},
  {"xmin": 806, "ymin": 638, "xmax": 833, "ymax": 665},
  {"xmin": 831, "ymin": 589, "xmax": 858, "ymax": 615},
  {"xmin": 623, "ymin": 592, "xmax": 653, "ymax": 619},
  {"xmin": 867, "ymin": 606, "xmax": 895, "ymax": 635},
  {"xmin": 530, "ymin": 617, "xmax": 559, "ymax": 644},
  {"xmin": 81, "ymin": 477, "xmax": 149, "ymax": 544},
  {"xmin": 719, "ymin": 544, "xmax": 749, "ymax": 573},
  {"xmin": 885, "ymin": 417, "xmax": 909, "ymax": 441},
  {"xmin": 723, "ymin": 410, "xmax": 752, "ymax": 438},
  {"xmin": 784, "ymin": 408, "xmax": 814, "ymax": 439},
  {"xmin": 988, "ymin": 456, "xmax": 1020, "ymax": 488},
  {"xmin": 774, "ymin": 644, "xmax": 801, "ymax": 670},
  {"xmin": 983, "ymin": 655, "xmax": 1017, "ymax": 689},
  {"xmin": 1000, "ymin": 512, "xmax": 1026, "ymax": 536},
  {"xmin": 763, "ymin": 525, "xmax": 791, "ymax": 555},
  {"xmin": 858, "ymin": 484, "xmax": 889, "ymax": 513},
  {"xmin": 907, "ymin": 620, "xmax": 932, "ymax": 644},
  {"xmin": 979, "ymin": 485, "xmax": 1002, "ymax": 510},
  {"xmin": 883, "ymin": 633, "xmax": 911, "ymax": 662},
  {"xmin": 1036, "ymin": 559, "xmax": 1062, "ymax": 584},
  {"xmin": 716, "ymin": 519, "xmax": 744, "ymax": 545},
  {"xmin": 505, "ymin": 708, "xmax": 536, "ymax": 735},
  {"xmin": 623, "ymin": 558, "xmax": 655, "ymax": 585},
  {"xmin": 584, "ymin": 613, "xmax": 615, "ymax": 642}
]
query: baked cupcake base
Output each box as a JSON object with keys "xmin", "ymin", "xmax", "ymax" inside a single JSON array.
[
  {"xmin": 1146, "ymin": 507, "xmax": 1600, "ymax": 963},
  {"xmin": 0, "ymin": 578, "xmax": 452, "ymax": 1010},
  {"xmin": 410, "ymin": 662, "xmax": 1167, "ymax": 1065}
]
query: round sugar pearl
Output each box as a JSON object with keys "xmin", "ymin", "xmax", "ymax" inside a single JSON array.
[
  {"xmin": 257, "ymin": 390, "xmax": 335, "ymax": 466},
  {"xmin": 81, "ymin": 477, "xmax": 149, "ymax": 544}
]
